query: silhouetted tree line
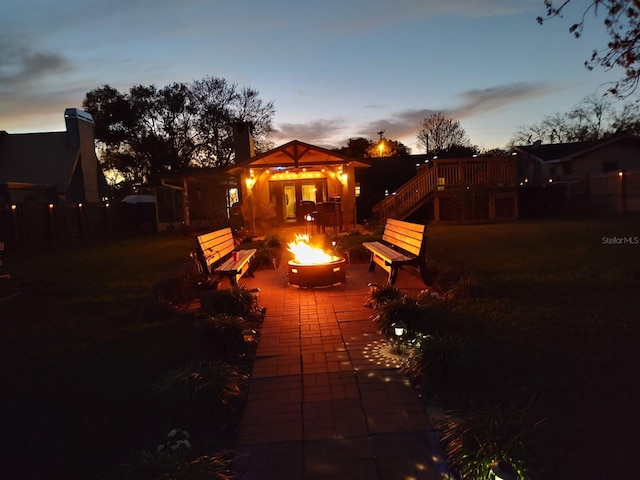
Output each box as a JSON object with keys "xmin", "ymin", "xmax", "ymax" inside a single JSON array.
[
  {"xmin": 83, "ymin": 77, "xmax": 275, "ymax": 186},
  {"xmin": 510, "ymin": 93, "xmax": 640, "ymax": 145}
]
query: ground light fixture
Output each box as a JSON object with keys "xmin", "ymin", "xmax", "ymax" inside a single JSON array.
[
  {"xmin": 490, "ymin": 460, "xmax": 518, "ymax": 480},
  {"xmin": 391, "ymin": 320, "xmax": 407, "ymax": 354},
  {"xmin": 392, "ymin": 320, "xmax": 407, "ymax": 338},
  {"xmin": 241, "ymin": 329, "xmax": 258, "ymax": 344}
]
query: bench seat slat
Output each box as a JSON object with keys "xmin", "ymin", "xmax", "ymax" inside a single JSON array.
[
  {"xmin": 362, "ymin": 241, "xmax": 414, "ymax": 264},
  {"xmin": 214, "ymin": 249, "xmax": 256, "ymax": 273}
]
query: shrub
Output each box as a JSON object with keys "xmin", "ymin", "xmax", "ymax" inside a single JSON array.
[
  {"xmin": 114, "ymin": 450, "xmax": 234, "ymax": 480},
  {"xmin": 153, "ymin": 360, "xmax": 248, "ymax": 428},
  {"xmin": 151, "ymin": 255, "xmax": 201, "ymax": 308},
  {"xmin": 423, "ymin": 260, "xmax": 483, "ymax": 299},
  {"xmin": 263, "ymin": 234, "xmax": 282, "ymax": 249},
  {"xmin": 370, "ymin": 294, "xmax": 427, "ymax": 339},
  {"xmin": 195, "ymin": 313, "xmax": 246, "ymax": 360},
  {"xmin": 402, "ymin": 332, "xmax": 467, "ymax": 393},
  {"xmin": 366, "ymin": 284, "xmax": 404, "ymax": 310},
  {"xmin": 200, "ymin": 285, "xmax": 264, "ymax": 322},
  {"xmin": 437, "ymin": 399, "xmax": 546, "ymax": 480},
  {"xmin": 250, "ymin": 247, "xmax": 277, "ymax": 270},
  {"xmin": 333, "ymin": 233, "xmax": 375, "ymax": 263}
]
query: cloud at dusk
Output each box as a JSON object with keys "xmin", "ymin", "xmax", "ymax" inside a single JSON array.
[
  {"xmin": 273, "ymin": 82, "xmax": 550, "ymax": 148},
  {"xmin": 0, "ymin": 0, "xmax": 622, "ymax": 148}
]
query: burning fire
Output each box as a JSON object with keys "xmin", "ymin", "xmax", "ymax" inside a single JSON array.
[{"xmin": 287, "ymin": 234, "xmax": 338, "ymax": 265}]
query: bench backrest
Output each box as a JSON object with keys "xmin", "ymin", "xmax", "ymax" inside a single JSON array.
[
  {"xmin": 382, "ymin": 218, "xmax": 426, "ymax": 257},
  {"xmin": 197, "ymin": 228, "xmax": 235, "ymax": 269}
]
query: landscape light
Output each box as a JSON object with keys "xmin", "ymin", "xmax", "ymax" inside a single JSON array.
[
  {"xmin": 241, "ymin": 329, "xmax": 257, "ymax": 344},
  {"xmin": 490, "ymin": 460, "xmax": 518, "ymax": 480},
  {"xmin": 392, "ymin": 320, "xmax": 407, "ymax": 338}
]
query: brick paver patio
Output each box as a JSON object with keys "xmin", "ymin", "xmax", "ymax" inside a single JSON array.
[{"xmin": 232, "ymin": 241, "xmax": 440, "ymax": 479}]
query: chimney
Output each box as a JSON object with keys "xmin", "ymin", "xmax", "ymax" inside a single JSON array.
[
  {"xmin": 64, "ymin": 108, "xmax": 94, "ymax": 148},
  {"xmin": 232, "ymin": 122, "xmax": 255, "ymax": 163},
  {"xmin": 63, "ymin": 108, "xmax": 100, "ymax": 203}
]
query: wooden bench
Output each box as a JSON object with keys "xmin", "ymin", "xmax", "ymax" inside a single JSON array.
[
  {"xmin": 362, "ymin": 218, "xmax": 427, "ymax": 285},
  {"xmin": 196, "ymin": 228, "xmax": 256, "ymax": 286}
]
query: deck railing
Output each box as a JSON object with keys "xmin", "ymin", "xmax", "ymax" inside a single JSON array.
[{"xmin": 372, "ymin": 156, "xmax": 516, "ymax": 221}]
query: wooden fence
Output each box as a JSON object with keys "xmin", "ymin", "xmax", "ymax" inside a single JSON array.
[
  {"xmin": 555, "ymin": 170, "xmax": 640, "ymax": 213},
  {"xmin": 0, "ymin": 202, "xmax": 157, "ymax": 250}
]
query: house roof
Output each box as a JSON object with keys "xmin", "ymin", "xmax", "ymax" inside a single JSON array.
[
  {"xmin": 231, "ymin": 140, "xmax": 370, "ymax": 171},
  {"xmin": 0, "ymin": 131, "xmax": 79, "ymax": 192},
  {"xmin": 513, "ymin": 135, "xmax": 640, "ymax": 163},
  {"xmin": 515, "ymin": 140, "xmax": 599, "ymax": 162}
]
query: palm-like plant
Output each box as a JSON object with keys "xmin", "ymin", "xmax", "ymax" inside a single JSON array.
[
  {"xmin": 366, "ymin": 283, "xmax": 404, "ymax": 310},
  {"xmin": 437, "ymin": 399, "xmax": 547, "ymax": 480},
  {"xmin": 401, "ymin": 332, "xmax": 466, "ymax": 392},
  {"xmin": 153, "ymin": 360, "xmax": 248, "ymax": 427},
  {"xmin": 200, "ymin": 285, "xmax": 264, "ymax": 322},
  {"xmin": 195, "ymin": 313, "xmax": 246, "ymax": 360},
  {"xmin": 370, "ymin": 294, "xmax": 427, "ymax": 339},
  {"xmin": 115, "ymin": 450, "xmax": 234, "ymax": 480}
]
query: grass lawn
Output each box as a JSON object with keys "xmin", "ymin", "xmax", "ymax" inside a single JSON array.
[
  {"xmin": 1, "ymin": 215, "xmax": 639, "ymax": 478},
  {"xmin": 0, "ymin": 232, "xmax": 198, "ymax": 479},
  {"xmin": 422, "ymin": 214, "xmax": 640, "ymax": 478}
]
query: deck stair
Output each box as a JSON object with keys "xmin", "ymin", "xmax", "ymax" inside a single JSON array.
[{"xmin": 372, "ymin": 156, "xmax": 516, "ymax": 222}]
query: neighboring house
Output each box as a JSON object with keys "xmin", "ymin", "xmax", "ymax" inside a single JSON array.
[
  {"xmin": 512, "ymin": 135, "xmax": 640, "ymax": 183},
  {"xmin": 0, "ymin": 108, "xmax": 108, "ymax": 205},
  {"xmin": 512, "ymin": 135, "xmax": 640, "ymax": 213},
  {"xmin": 0, "ymin": 109, "xmax": 110, "ymax": 247}
]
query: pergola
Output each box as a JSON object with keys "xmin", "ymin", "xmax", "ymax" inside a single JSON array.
[{"xmin": 229, "ymin": 140, "xmax": 369, "ymax": 232}]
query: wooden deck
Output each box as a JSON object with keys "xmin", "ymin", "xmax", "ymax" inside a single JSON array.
[{"xmin": 372, "ymin": 156, "xmax": 517, "ymax": 223}]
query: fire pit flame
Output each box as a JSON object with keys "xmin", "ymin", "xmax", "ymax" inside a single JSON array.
[
  {"xmin": 287, "ymin": 234, "xmax": 338, "ymax": 265},
  {"xmin": 287, "ymin": 234, "xmax": 346, "ymax": 287}
]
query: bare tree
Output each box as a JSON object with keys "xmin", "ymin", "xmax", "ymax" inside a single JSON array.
[
  {"xmin": 510, "ymin": 93, "xmax": 640, "ymax": 144},
  {"xmin": 538, "ymin": 0, "xmax": 640, "ymax": 97},
  {"xmin": 416, "ymin": 113, "xmax": 472, "ymax": 154}
]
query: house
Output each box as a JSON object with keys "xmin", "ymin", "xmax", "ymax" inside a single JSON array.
[
  {"xmin": 0, "ymin": 108, "xmax": 108, "ymax": 205},
  {"xmin": 512, "ymin": 136, "xmax": 640, "ymax": 213},
  {"xmin": 0, "ymin": 109, "xmax": 110, "ymax": 247},
  {"xmin": 512, "ymin": 135, "xmax": 640, "ymax": 183}
]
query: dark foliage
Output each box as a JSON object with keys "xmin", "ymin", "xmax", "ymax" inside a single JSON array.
[
  {"xmin": 200, "ymin": 285, "xmax": 264, "ymax": 323},
  {"xmin": 152, "ymin": 360, "xmax": 247, "ymax": 429}
]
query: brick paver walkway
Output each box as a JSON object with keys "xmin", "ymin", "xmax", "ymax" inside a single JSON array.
[{"xmin": 233, "ymin": 250, "xmax": 440, "ymax": 479}]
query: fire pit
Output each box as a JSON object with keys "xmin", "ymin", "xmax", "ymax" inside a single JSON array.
[{"xmin": 287, "ymin": 235, "xmax": 347, "ymax": 288}]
